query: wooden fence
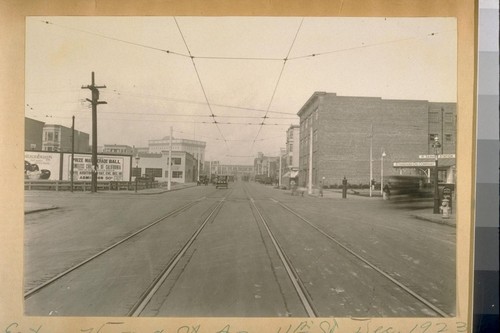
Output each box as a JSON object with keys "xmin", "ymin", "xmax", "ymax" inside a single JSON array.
[{"xmin": 24, "ymin": 180, "xmax": 158, "ymax": 192}]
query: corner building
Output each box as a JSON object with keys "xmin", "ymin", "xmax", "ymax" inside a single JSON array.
[{"xmin": 297, "ymin": 92, "xmax": 456, "ymax": 187}]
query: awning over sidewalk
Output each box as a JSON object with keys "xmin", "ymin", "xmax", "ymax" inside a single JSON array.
[{"xmin": 282, "ymin": 170, "xmax": 299, "ymax": 178}]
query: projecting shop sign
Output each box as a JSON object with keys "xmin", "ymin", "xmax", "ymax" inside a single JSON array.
[{"xmin": 393, "ymin": 161, "xmax": 436, "ymax": 167}]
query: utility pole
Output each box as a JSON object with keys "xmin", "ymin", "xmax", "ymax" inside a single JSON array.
[
  {"xmin": 369, "ymin": 122, "xmax": 373, "ymax": 198},
  {"xmin": 71, "ymin": 115, "xmax": 75, "ymax": 193},
  {"xmin": 279, "ymin": 151, "xmax": 282, "ymax": 188},
  {"xmin": 82, "ymin": 72, "xmax": 106, "ymax": 193},
  {"xmin": 308, "ymin": 125, "xmax": 313, "ymax": 194},
  {"xmin": 168, "ymin": 126, "xmax": 173, "ymax": 190},
  {"xmin": 197, "ymin": 147, "xmax": 200, "ymax": 183}
]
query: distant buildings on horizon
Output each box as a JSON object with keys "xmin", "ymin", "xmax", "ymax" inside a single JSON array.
[{"xmin": 25, "ymin": 91, "xmax": 456, "ymax": 186}]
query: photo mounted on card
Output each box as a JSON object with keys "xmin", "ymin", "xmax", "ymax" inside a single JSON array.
[{"xmin": 1, "ymin": 1, "xmax": 475, "ymax": 333}]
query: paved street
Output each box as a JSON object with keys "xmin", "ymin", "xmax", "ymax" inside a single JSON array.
[{"xmin": 24, "ymin": 181, "xmax": 455, "ymax": 317}]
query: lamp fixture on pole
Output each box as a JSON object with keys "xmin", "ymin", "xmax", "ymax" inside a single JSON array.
[{"xmin": 380, "ymin": 151, "xmax": 386, "ymax": 195}]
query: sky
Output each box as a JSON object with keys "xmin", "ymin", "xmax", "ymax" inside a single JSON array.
[{"xmin": 25, "ymin": 16, "xmax": 457, "ymax": 164}]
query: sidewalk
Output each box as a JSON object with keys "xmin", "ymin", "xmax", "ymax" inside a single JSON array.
[
  {"xmin": 410, "ymin": 209, "xmax": 456, "ymax": 227},
  {"xmin": 277, "ymin": 187, "xmax": 456, "ymax": 227},
  {"xmin": 24, "ymin": 182, "xmax": 198, "ymax": 214}
]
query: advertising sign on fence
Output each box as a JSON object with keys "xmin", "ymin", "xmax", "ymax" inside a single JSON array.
[
  {"xmin": 61, "ymin": 153, "xmax": 132, "ymax": 182},
  {"xmin": 24, "ymin": 151, "xmax": 61, "ymax": 180}
]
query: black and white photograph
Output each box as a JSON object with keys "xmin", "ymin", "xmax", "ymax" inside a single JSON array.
[{"xmin": 23, "ymin": 16, "xmax": 458, "ymax": 319}]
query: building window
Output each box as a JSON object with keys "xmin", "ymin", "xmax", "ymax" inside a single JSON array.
[
  {"xmin": 429, "ymin": 134, "xmax": 438, "ymax": 142},
  {"xmin": 145, "ymin": 168, "xmax": 162, "ymax": 177},
  {"xmin": 289, "ymin": 156, "xmax": 293, "ymax": 165},
  {"xmin": 444, "ymin": 112, "xmax": 454, "ymax": 123},
  {"xmin": 445, "ymin": 134, "xmax": 452, "ymax": 141},
  {"xmin": 429, "ymin": 112, "xmax": 440, "ymax": 123},
  {"xmin": 54, "ymin": 131, "xmax": 59, "ymax": 141},
  {"xmin": 47, "ymin": 132, "xmax": 53, "ymax": 141},
  {"xmin": 132, "ymin": 167, "xmax": 141, "ymax": 177},
  {"xmin": 289, "ymin": 143, "xmax": 293, "ymax": 151},
  {"xmin": 167, "ymin": 157, "xmax": 182, "ymax": 165},
  {"xmin": 172, "ymin": 171, "xmax": 183, "ymax": 178}
]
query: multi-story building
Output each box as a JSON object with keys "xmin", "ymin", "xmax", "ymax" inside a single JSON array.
[
  {"xmin": 297, "ymin": 92, "xmax": 456, "ymax": 187},
  {"xmin": 103, "ymin": 144, "xmax": 134, "ymax": 155},
  {"xmin": 42, "ymin": 124, "xmax": 90, "ymax": 153},
  {"xmin": 203, "ymin": 161, "xmax": 254, "ymax": 180},
  {"xmin": 281, "ymin": 125, "xmax": 300, "ymax": 185},
  {"xmin": 25, "ymin": 117, "xmax": 45, "ymax": 150},
  {"xmin": 254, "ymin": 152, "xmax": 280, "ymax": 181},
  {"xmin": 148, "ymin": 136, "xmax": 206, "ymax": 169},
  {"xmin": 285, "ymin": 125, "xmax": 300, "ymax": 169}
]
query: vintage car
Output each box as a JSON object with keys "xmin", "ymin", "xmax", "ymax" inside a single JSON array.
[{"xmin": 215, "ymin": 175, "xmax": 229, "ymax": 189}]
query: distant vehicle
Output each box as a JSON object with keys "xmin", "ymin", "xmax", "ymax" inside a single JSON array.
[
  {"xmin": 386, "ymin": 175, "xmax": 432, "ymax": 202},
  {"xmin": 215, "ymin": 175, "xmax": 229, "ymax": 189},
  {"xmin": 198, "ymin": 175, "xmax": 209, "ymax": 186}
]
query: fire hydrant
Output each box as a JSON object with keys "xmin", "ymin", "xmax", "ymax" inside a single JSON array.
[{"xmin": 440, "ymin": 198, "xmax": 451, "ymax": 219}]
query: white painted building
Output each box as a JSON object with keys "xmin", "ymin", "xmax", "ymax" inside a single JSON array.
[
  {"xmin": 134, "ymin": 151, "xmax": 197, "ymax": 184},
  {"xmin": 148, "ymin": 136, "xmax": 206, "ymax": 168}
]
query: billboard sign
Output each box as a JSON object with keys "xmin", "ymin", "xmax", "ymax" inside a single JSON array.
[
  {"xmin": 24, "ymin": 151, "xmax": 61, "ymax": 180},
  {"xmin": 62, "ymin": 153, "xmax": 132, "ymax": 182}
]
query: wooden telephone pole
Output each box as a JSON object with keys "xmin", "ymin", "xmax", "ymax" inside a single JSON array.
[{"xmin": 82, "ymin": 72, "xmax": 106, "ymax": 193}]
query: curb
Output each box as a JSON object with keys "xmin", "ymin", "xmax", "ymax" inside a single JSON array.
[
  {"xmin": 135, "ymin": 184, "xmax": 199, "ymax": 195},
  {"xmin": 411, "ymin": 214, "xmax": 456, "ymax": 227},
  {"xmin": 25, "ymin": 206, "xmax": 58, "ymax": 215}
]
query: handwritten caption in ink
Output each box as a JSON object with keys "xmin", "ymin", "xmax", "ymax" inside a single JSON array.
[{"xmin": 4, "ymin": 319, "xmax": 467, "ymax": 333}]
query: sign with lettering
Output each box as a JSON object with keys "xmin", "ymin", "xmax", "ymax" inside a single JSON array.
[
  {"xmin": 24, "ymin": 151, "xmax": 61, "ymax": 180},
  {"xmin": 419, "ymin": 154, "xmax": 456, "ymax": 159},
  {"xmin": 393, "ymin": 161, "xmax": 436, "ymax": 167},
  {"xmin": 62, "ymin": 153, "xmax": 132, "ymax": 181}
]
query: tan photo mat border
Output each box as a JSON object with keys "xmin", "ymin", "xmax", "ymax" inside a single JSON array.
[{"xmin": 0, "ymin": 0, "xmax": 476, "ymax": 331}]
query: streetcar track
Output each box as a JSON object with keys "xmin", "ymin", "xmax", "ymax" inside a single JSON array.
[
  {"xmin": 24, "ymin": 193, "xmax": 215, "ymax": 299},
  {"xmin": 242, "ymin": 184, "xmax": 318, "ymax": 317},
  {"xmin": 130, "ymin": 188, "xmax": 234, "ymax": 316},
  {"xmin": 270, "ymin": 198, "xmax": 450, "ymax": 317}
]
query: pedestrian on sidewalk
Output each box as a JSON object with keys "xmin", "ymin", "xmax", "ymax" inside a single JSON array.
[{"xmin": 383, "ymin": 184, "xmax": 390, "ymax": 200}]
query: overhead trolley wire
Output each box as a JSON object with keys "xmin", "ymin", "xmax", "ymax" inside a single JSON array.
[
  {"xmin": 252, "ymin": 18, "xmax": 304, "ymax": 146},
  {"xmin": 106, "ymin": 89, "xmax": 297, "ymax": 116},
  {"xmin": 173, "ymin": 17, "xmax": 228, "ymax": 149},
  {"xmin": 41, "ymin": 20, "xmax": 190, "ymax": 58}
]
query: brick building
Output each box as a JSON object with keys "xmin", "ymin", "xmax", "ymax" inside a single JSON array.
[
  {"xmin": 297, "ymin": 92, "xmax": 456, "ymax": 187},
  {"xmin": 25, "ymin": 117, "xmax": 45, "ymax": 150}
]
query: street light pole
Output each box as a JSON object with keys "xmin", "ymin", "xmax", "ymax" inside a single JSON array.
[
  {"xmin": 369, "ymin": 122, "xmax": 373, "ymax": 198},
  {"xmin": 135, "ymin": 154, "xmax": 140, "ymax": 193},
  {"xmin": 380, "ymin": 151, "xmax": 386, "ymax": 195},
  {"xmin": 433, "ymin": 136, "xmax": 441, "ymax": 214}
]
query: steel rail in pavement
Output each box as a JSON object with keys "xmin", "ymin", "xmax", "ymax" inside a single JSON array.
[
  {"xmin": 129, "ymin": 190, "xmax": 232, "ymax": 316},
  {"xmin": 272, "ymin": 198, "xmax": 450, "ymax": 318},
  {"xmin": 247, "ymin": 193, "xmax": 318, "ymax": 318},
  {"xmin": 24, "ymin": 196, "xmax": 207, "ymax": 299}
]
